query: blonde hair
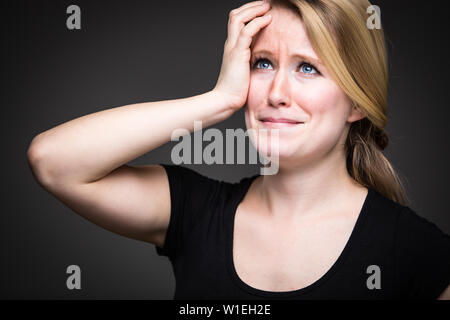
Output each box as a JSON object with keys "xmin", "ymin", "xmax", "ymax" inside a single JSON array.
[{"xmin": 270, "ymin": 0, "xmax": 409, "ymax": 206}]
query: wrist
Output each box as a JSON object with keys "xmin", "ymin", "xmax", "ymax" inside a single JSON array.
[{"xmin": 210, "ymin": 89, "xmax": 243, "ymax": 113}]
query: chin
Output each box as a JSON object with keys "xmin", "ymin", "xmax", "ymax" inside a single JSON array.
[{"xmin": 254, "ymin": 139, "xmax": 300, "ymax": 161}]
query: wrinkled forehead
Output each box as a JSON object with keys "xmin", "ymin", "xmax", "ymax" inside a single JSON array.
[{"xmin": 250, "ymin": 6, "xmax": 317, "ymax": 59}]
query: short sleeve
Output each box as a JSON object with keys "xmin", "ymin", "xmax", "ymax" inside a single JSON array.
[
  {"xmin": 155, "ymin": 164, "xmax": 223, "ymax": 260},
  {"xmin": 395, "ymin": 206, "xmax": 450, "ymax": 299}
]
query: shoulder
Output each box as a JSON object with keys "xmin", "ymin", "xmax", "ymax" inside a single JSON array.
[
  {"xmin": 364, "ymin": 188, "xmax": 450, "ymax": 254},
  {"xmin": 393, "ymin": 204, "xmax": 450, "ymax": 298},
  {"xmin": 370, "ymin": 188, "xmax": 450, "ymax": 248},
  {"xmin": 366, "ymin": 188, "xmax": 448, "ymax": 238},
  {"xmin": 367, "ymin": 188, "xmax": 405, "ymax": 218},
  {"xmin": 159, "ymin": 164, "xmax": 257, "ymax": 204},
  {"xmin": 395, "ymin": 205, "xmax": 450, "ymax": 252},
  {"xmin": 160, "ymin": 163, "xmax": 228, "ymax": 196},
  {"xmin": 160, "ymin": 163, "xmax": 225, "ymax": 188},
  {"xmin": 160, "ymin": 163, "xmax": 219, "ymax": 182},
  {"xmin": 391, "ymin": 195, "xmax": 450, "ymax": 276}
]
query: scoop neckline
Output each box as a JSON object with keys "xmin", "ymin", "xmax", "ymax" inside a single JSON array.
[{"xmin": 226, "ymin": 175, "xmax": 373, "ymax": 298}]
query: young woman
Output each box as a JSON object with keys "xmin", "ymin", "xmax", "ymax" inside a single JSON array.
[{"xmin": 27, "ymin": 0, "xmax": 450, "ymax": 299}]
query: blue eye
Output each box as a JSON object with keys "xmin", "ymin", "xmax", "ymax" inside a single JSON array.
[
  {"xmin": 252, "ymin": 58, "xmax": 319, "ymax": 75},
  {"xmin": 253, "ymin": 58, "xmax": 272, "ymax": 70},
  {"xmin": 300, "ymin": 63, "xmax": 318, "ymax": 74}
]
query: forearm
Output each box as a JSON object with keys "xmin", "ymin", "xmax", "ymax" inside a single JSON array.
[{"xmin": 27, "ymin": 90, "xmax": 234, "ymax": 186}]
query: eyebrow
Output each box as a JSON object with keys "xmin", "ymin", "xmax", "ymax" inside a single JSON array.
[{"xmin": 251, "ymin": 49, "xmax": 323, "ymax": 66}]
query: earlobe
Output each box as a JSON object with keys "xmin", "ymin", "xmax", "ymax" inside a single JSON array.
[{"xmin": 348, "ymin": 104, "xmax": 367, "ymax": 123}]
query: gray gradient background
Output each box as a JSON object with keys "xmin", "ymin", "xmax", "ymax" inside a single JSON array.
[{"xmin": 2, "ymin": 0, "xmax": 449, "ymax": 299}]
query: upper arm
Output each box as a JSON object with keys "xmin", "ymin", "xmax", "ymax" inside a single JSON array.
[
  {"xmin": 438, "ymin": 284, "xmax": 450, "ymax": 300},
  {"xmin": 396, "ymin": 207, "xmax": 450, "ymax": 299},
  {"xmin": 45, "ymin": 164, "xmax": 171, "ymax": 246}
]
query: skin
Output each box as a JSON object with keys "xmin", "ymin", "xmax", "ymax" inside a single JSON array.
[
  {"xmin": 243, "ymin": 4, "xmax": 367, "ymax": 221},
  {"xmin": 438, "ymin": 284, "xmax": 450, "ymax": 299},
  {"xmin": 233, "ymin": 3, "xmax": 371, "ymax": 292},
  {"xmin": 236, "ymin": 3, "xmax": 450, "ymax": 298},
  {"xmin": 28, "ymin": 0, "xmax": 449, "ymax": 298}
]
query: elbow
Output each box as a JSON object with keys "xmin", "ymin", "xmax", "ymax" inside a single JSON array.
[
  {"xmin": 27, "ymin": 135, "xmax": 43, "ymax": 173},
  {"xmin": 27, "ymin": 134, "xmax": 57, "ymax": 189}
]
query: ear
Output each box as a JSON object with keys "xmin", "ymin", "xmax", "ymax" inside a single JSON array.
[{"xmin": 347, "ymin": 103, "xmax": 366, "ymax": 123}]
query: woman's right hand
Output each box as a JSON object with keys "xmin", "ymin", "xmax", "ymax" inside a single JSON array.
[{"xmin": 213, "ymin": 1, "xmax": 272, "ymax": 111}]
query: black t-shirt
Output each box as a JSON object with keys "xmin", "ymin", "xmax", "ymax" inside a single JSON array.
[{"xmin": 155, "ymin": 164, "xmax": 450, "ymax": 299}]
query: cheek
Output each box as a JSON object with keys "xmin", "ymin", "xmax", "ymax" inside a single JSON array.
[
  {"xmin": 247, "ymin": 80, "xmax": 264, "ymax": 110},
  {"xmin": 300, "ymin": 81, "xmax": 352, "ymax": 152},
  {"xmin": 245, "ymin": 82, "xmax": 264, "ymax": 129},
  {"xmin": 297, "ymin": 79, "xmax": 349, "ymax": 116}
]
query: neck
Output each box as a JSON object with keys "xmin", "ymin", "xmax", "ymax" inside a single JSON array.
[{"xmin": 255, "ymin": 148, "xmax": 364, "ymax": 222}]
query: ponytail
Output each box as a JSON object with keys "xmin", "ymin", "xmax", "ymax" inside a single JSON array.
[
  {"xmin": 275, "ymin": 0, "xmax": 410, "ymax": 205},
  {"xmin": 346, "ymin": 118, "xmax": 409, "ymax": 206}
]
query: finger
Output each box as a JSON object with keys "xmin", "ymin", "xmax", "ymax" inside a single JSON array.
[
  {"xmin": 237, "ymin": 2, "xmax": 271, "ymax": 25},
  {"xmin": 228, "ymin": 2, "xmax": 271, "ymax": 47},
  {"xmin": 232, "ymin": 1, "xmax": 266, "ymax": 16},
  {"xmin": 235, "ymin": 14, "xmax": 272, "ymax": 52},
  {"xmin": 227, "ymin": 3, "xmax": 269, "ymax": 46}
]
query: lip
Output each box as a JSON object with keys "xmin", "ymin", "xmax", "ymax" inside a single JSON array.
[
  {"xmin": 259, "ymin": 120, "xmax": 304, "ymax": 129},
  {"xmin": 259, "ymin": 117, "xmax": 304, "ymax": 128},
  {"xmin": 260, "ymin": 117, "xmax": 303, "ymax": 124}
]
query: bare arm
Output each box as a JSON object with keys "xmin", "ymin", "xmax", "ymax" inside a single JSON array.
[
  {"xmin": 28, "ymin": 90, "xmax": 233, "ymax": 187},
  {"xmin": 26, "ymin": 1, "xmax": 272, "ymax": 246},
  {"xmin": 438, "ymin": 284, "xmax": 450, "ymax": 300},
  {"xmin": 26, "ymin": 91, "xmax": 234, "ymax": 245}
]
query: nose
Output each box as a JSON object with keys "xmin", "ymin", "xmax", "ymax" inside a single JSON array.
[{"xmin": 267, "ymin": 68, "xmax": 291, "ymax": 108}]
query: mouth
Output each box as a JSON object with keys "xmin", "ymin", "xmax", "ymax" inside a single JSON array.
[{"xmin": 259, "ymin": 117, "xmax": 304, "ymax": 128}]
